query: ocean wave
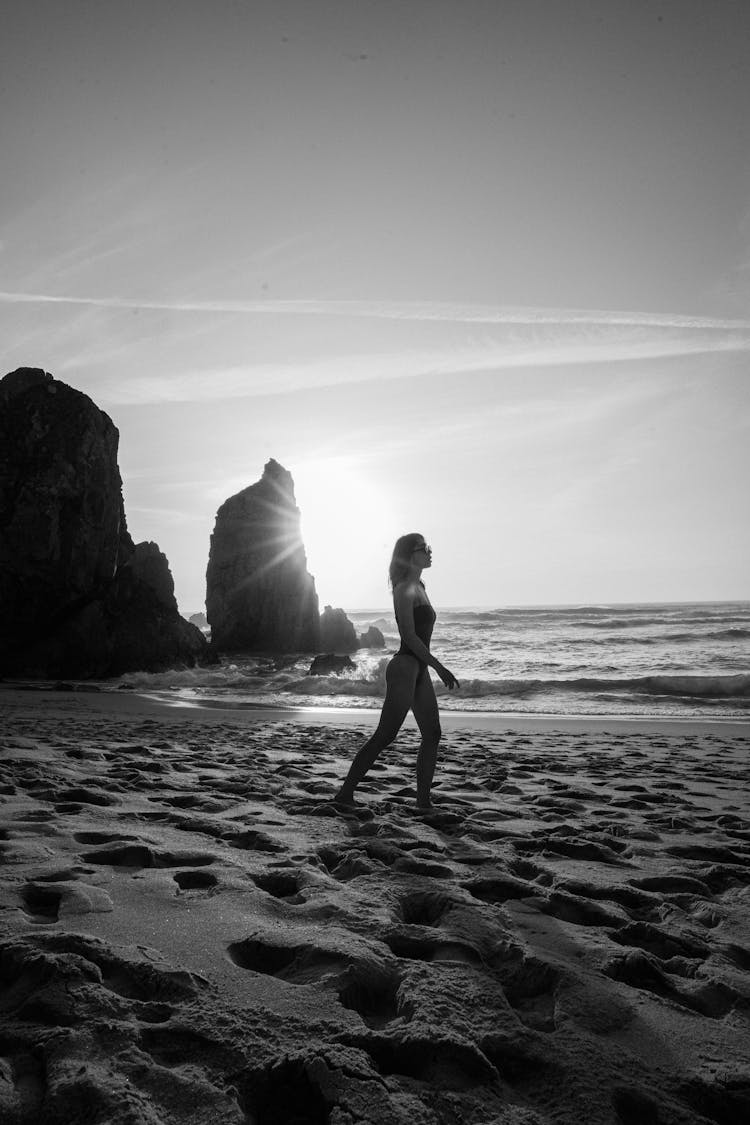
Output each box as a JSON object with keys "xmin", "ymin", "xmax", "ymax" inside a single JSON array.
[
  {"xmin": 280, "ymin": 657, "xmax": 390, "ymax": 699},
  {"xmin": 439, "ymin": 605, "xmax": 749, "ymax": 628},
  {"xmin": 523, "ymin": 627, "xmax": 750, "ymax": 647},
  {"xmin": 281, "ymin": 677, "xmax": 385, "ymax": 698},
  {"xmin": 438, "ymin": 673, "xmax": 750, "ymax": 701},
  {"xmin": 260, "ymin": 669, "xmax": 750, "ymax": 704}
]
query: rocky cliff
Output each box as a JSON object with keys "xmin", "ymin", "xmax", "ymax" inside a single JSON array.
[
  {"xmin": 0, "ymin": 368, "xmax": 210, "ymax": 677},
  {"xmin": 206, "ymin": 460, "xmax": 320, "ymax": 652}
]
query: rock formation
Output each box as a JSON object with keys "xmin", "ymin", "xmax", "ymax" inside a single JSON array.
[
  {"xmin": 358, "ymin": 625, "xmax": 385, "ymax": 649},
  {"xmin": 0, "ymin": 368, "xmax": 211, "ymax": 677},
  {"xmin": 309, "ymin": 654, "xmax": 356, "ymax": 676},
  {"xmin": 319, "ymin": 605, "xmax": 359, "ymax": 653},
  {"xmin": 205, "ymin": 459, "xmax": 320, "ymax": 652}
]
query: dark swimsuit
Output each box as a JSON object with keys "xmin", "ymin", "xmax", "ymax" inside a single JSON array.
[{"xmin": 396, "ymin": 603, "xmax": 436, "ymax": 679}]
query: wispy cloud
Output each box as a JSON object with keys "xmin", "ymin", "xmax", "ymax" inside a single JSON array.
[
  {"xmin": 2, "ymin": 288, "xmax": 750, "ymax": 331},
  {"xmin": 3, "ymin": 290, "xmax": 749, "ymax": 405},
  {"xmin": 78, "ymin": 330, "xmax": 750, "ymax": 405}
]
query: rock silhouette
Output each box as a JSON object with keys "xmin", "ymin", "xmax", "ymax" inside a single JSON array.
[
  {"xmin": 359, "ymin": 624, "xmax": 385, "ymax": 648},
  {"xmin": 0, "ymin": 368, "xmax": 210, "ymax": 677},
  {"xmin": 205, "ymin": 459, "xmax": 320, "ymax": 652},
  {"xmin": 309, "ymin": 653, "xmax": 357, "ymax": 676},
  {"xmin": 319, "ymin": 605, "xmax": 359, "ymax": 652}
]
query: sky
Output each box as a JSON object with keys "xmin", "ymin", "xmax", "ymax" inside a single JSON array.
[{"xmin": 2, "ymin": 0, "xmax": 749, "ymax": 613}]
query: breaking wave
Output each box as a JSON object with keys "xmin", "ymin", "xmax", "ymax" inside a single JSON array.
[
  {"xmin": 286, "ymin": 670, "xmax": 750, "ymax": 704},
  {"xmin": 442, "ymin": 673, "xmax": 750, "ymax": 701},
  {"xmin": 114, "ymin": 600, "xmax": 748, "ymax": 719}
]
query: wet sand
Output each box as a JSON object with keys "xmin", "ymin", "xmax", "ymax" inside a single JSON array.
[{"xmin": 1, "ymin": 686, "xmax": 749, "ymax": 1124}]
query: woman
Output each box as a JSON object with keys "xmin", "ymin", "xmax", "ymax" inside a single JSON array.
[{"xmin": 334, "ymin": 533, "xmax": 459, "ymax": 809}]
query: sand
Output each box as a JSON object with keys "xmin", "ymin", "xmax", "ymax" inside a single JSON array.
[{"xmin": 1, "ymin": 686, "xmax": 749, "ymax": 1125}]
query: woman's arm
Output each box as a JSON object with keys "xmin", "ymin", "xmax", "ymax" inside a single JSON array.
[{"xmin": 393, "ymin": 583, "xmax": 459, "ymax": 689}]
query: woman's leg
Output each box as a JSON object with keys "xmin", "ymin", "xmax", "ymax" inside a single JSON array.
[
  {"xmin": 335, "ymin": 656, "xmax": 417, "ymax": 802},
  {"xmin": 411, "ymin": 669, "xmax": 442, "ymax": 808}
]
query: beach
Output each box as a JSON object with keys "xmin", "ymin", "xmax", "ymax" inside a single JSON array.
[{"xmin": 1, "ymin": 686, "xmax": 749, "ymax": 1124}]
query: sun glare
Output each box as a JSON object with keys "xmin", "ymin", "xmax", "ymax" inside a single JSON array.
[{"xmin": 294, "ymin": 458, "xmax": 392, "ymax": 610}]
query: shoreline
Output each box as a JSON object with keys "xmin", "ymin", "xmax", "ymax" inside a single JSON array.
[{"xmin": 2, "ymin": 683, "xmax": 749, "ymax": 738}]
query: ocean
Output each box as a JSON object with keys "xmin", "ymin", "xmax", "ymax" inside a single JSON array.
[{"xmin": 119, "ymin": 601, "xmax": 750, "ymax": 722}]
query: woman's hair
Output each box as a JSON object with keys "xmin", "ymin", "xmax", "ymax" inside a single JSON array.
[{"xmin": 388, "ymin": 532, "xmax": 425, "ymax": 589}]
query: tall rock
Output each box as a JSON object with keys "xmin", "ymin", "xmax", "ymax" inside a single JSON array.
[
  {"xmin": 0, "ymin": 368, "xmax": 211, "ymax": 677},
  {"xmin": 320, "ymin": 605, "xmax": 359, "ymax": 653},
  {"xmin": 1, "ymin": 368, "xmax": 132, "ymax": 638},
  {"xmin": 206, "ymin": 460, "xmax": 320, "ymax": 652}
]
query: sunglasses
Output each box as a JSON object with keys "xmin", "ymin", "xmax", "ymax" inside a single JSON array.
[{"xmin": 412, "ymin": 544, "xmax": 431, "ymax": 554}]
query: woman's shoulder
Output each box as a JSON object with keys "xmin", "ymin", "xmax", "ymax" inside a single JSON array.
[
  {"xmin": 393, "ymin": 579, "xmax": 429, "ymax": 606},
  {"xmin": 392, "ymin": 579, "xmax": 420, "ymax": 602}
]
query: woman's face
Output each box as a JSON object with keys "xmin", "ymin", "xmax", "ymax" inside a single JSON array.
[{"xmin": 411, "ymin": 539, "xmax": 432, "ymax": 568}]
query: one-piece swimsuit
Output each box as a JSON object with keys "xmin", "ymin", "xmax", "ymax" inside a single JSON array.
[{"xmin": 396, "ymin": 603, "xmax": 436, "ymax": 680}]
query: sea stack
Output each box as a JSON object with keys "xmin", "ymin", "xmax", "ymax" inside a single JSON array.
[
  {"xmin": 319, "ymin": 605, "xmax": 359, "ymax": 653},
  {"xmin": 205, "ymin": 459, "xmax": 320, "ymax": 652},
  {"xmin": 0, "ymin": 367, "xmax": 211, "ymax": 677}
]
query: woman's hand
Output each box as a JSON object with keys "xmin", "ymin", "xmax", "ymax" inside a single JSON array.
[{"xmin": 436, "ymin": 663, "xmax": 460, "ymax": 690}]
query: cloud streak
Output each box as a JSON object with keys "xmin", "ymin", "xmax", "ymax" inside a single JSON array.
[
  {"xmin": 4, "ymin": 289, "xmax": 749, "ymax": 405},
  {"xmin": 2, "ymin": 289, "xmax": 750, "ymax": 331},
  {"xmin": 100, "ymin": 332, "xmax": 749, "ymax": 405}
]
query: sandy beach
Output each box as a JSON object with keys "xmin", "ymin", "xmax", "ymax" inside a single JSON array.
[{"xmin": 1, "ymin": 686, "xmax": 749, "ymax": 1124}]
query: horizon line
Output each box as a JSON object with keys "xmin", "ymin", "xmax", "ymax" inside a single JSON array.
[{"xmin": 179, "ymin": 597, "xmax": 750, "ymax": 614}]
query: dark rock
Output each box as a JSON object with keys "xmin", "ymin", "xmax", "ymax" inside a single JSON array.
[
  {"xmin": 309, "ymin": 654, "xmax": 356, "ymax": 676},
  {"xmin": 0, "ymin": 368, "xmax": 133, "ymax": 647},
  {"xmin": 320, "ymin": 605, "xmax": 358, "ymax": 653},
  {"xmin": 358, "ymin": 625, "xmax": 385, "ymax": 648},
  {"xmin": 205, "ymin": 459, "xmax": 320, "ymax": 652},
  {"xmin": 0, "ymin": 368, "xmax": 212, "ymax": 677},
  {"xmin": 131, "ymin": 541, "xmax": 177, "ymax": 610},
  {"xmin": 9, "ymin": 548, "xmax": 211, "ymax": 678}
]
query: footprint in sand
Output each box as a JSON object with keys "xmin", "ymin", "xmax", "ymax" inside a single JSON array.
[
  {"xmin": 18, "ymin": 883, "xmax": 65, "ymax": 923},
  {"xmin": 227, "ymin": 931, "xmax": 403, "ymax": 1029},
  {"xmin": 0, "ymin": 1048, "xmax": 46, "ymax": 1122},
  {"xmin": 225, "ymin": 828, "xmax": 287, "ymax": 854},
  {"xmin": 237, "ymin": 1056, "xmax": 335, "ymax": 1124},
  {"xmin": 354, "ymin": 1035, "xmax": 497, "ymax": 1090},
  {"xmin": 462, "ymin": 872, "xmax": 536, "ymax": 905},
  {"xmin": 604, "ymin": 948, "xmax": 742, "ymax": 1019},
  {"xmin": 609, "ymin": 920, "xmax": 711, "ymax": 961},
  {"xmin": 487, "ymin": 947, "xmax": 561, "ymax": 1034},
  {"xmin": 18, "ymin": 880, "xmax": 114, "ymax": 922},
  {"xmin": 395, "ymin": 886, "xmax": 462, "ymax": 927},
  {"xmin": 80, "ymin": 843, "xmax": 217, "ymax": 869},
  {"xmin": 555, "ymin": 879, "xmax": 662, "ymax": 922},
  {"xmin": 382, "ymin": 927, "xmax": 482, "ymax": 967},
  {"xmin": 45, "ymin": 932, "xmax": 208, "ymax": 1002},
  {"xmin": 74, "ymin": 831, "xmax": 142, "ymax": 845},
  {"xmin": 534, "ymin": 889, "xmax": 626, "ymax": 928},
  {"xmin": 250, "ymin": 870, "xmax": 304, "ymax": 901},
  {"xmin": 173, "ymin": 870, "xmax": 220, "ymax": 891},
  {"xmin": 57, "ymin": 786, "xmax": 118, "ymax": 807},
  {"xmin": 666, "ymin": 842, "xmax": 749, "ymax": 866}
]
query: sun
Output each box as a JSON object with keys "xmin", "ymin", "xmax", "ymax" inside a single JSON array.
[{"xmin": 293, "ymin": 457, "xmax": 393, "ymax": 610}]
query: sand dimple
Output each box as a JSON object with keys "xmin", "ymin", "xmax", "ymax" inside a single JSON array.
[{"xmin": 0, "ymin": 703, "xmax": 749, "ymax": 1124}]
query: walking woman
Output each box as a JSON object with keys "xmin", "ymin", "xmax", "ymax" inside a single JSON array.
[{"xmin": 335, "ymin": 533, "xmax": 459, "ymax": 809}]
